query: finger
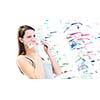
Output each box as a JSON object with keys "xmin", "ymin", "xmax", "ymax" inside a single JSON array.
[
  {"xmin": 41, "ymin": 40, "xmax": 48, "ymax": 47},
  {"xmin": 28, "ymin": 43, "xmax": 33, "ymax": 49},
  {"xmin": 44, "ymin": 44, "xmax": 48, "ymax": 48}
]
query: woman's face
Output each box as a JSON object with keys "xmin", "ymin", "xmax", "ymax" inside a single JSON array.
[{"xmin": 22, "ymin": 29, "xmax": 37, "ymax": 48}]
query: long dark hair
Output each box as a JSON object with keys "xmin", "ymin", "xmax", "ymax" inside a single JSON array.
[{"xmin": 17, "ymin": 25, "xmax": 35, "ymax": 56}]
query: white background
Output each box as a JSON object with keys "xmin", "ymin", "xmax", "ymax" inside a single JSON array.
[{"xmin": 0, "ymin": 0, "xmax": 100, "ymax": 100}]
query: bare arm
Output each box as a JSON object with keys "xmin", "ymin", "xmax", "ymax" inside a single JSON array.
[
  {"xmin": 47, "ymin": 51, "xmax": 62, "ymax": 75},
  {"xmin": 17, "ymin": 55, "xmax": 45, "ymax": 79},
  {"xmin": 41, "ymin": 41, "xmax": 62, "ymax": 75}
]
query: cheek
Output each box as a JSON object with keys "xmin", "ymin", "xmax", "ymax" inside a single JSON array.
[{"xmin": 23, "ymin": 38, "xmax": 31, "ymax": 45}]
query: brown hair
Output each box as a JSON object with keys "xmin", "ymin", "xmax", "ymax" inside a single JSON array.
[{"xmin": 17, "ymin": 25, "xmax": 35, "ymax": 55}]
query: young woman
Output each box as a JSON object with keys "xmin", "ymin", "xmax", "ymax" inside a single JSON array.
[{"xmin": 17, "ymin": 25, "xmax": 62, "ymax": 79}]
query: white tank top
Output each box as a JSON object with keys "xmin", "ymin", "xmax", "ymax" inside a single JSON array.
[{"xmin": 18, "ymin": 55, "xmax": 54, "ymax": 79}]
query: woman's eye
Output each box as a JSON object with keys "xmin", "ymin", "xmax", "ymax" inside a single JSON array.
[
  {"xmin": 33, "ymin": 34, "xmax": 36, "ymax": 37},
  {"xmin": 27, "ymin": 35, "xmax": 35, "ymax": 38},
  {"xmin": 27, "ymin": 36, "xmax": 31, "ymax": 38}
]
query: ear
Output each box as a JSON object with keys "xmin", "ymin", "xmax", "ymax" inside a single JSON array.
[{"xmin": 19, "ymin": 37, "xmax": 23, "ymax": 43}]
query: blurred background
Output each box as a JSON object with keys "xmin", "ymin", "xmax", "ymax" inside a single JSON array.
[{"xmin": 36, "ymin": 18, "xmax": 100, "ymax": 79}]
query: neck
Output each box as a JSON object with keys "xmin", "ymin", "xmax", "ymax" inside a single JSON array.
[{"xmin": 26, "ymin": 48, "xmax": 40, "ymax": 58}]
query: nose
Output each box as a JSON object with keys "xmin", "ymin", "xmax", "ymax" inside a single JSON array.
[{"xmin": 31, "ymin": 36, "xmax": 36, "ymax": 42}]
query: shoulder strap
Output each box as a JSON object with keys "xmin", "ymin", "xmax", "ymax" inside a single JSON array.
[
  {"xmin": 25, "ymin": 56, "xmax": 34, "ymax": 63},
  {"xmin": 17, "ymin": 55, "xmax": 35, "ymax": 75},
  {"xmin": 25, "ymin": 56, "xmax": 35, "ymax": 67}
]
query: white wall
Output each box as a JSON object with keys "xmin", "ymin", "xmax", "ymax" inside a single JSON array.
[
  {"xmin": 0, "ymin": 0, "xmax": 100, "ymax": 79},
  {"xmin": 0, "ymin": 1, "xmax": 100, "ymax": 100}
]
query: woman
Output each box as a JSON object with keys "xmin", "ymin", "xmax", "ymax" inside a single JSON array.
[{"xmin": 17, "ymin": 25, "xmax": 62, "ymax": 79}]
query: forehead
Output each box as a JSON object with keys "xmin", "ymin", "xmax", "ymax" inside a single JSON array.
[{"xmin": 25, "ymin": 29, "xmax": 35, "ymax": 36}]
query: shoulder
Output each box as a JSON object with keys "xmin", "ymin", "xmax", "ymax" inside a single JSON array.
[
  {"xmin": 17, "ymin": 55, "xmax": 26, "ymax": 62},
  {"xmin": 17, "ymin": 55, "xmax": 34, "ymax": 66},
  {"xmin": 17, "ymin": 55, "xmax": 27, "ymax": 65}
]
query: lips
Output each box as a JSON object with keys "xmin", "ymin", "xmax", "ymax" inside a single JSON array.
[{"xmin": 31, "ymin": 40, "xmax": 36, "ymax": 44}]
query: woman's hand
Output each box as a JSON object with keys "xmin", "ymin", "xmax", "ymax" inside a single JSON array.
[
  {"xmin": 27, "ymin": 42, "xmax": 39, "ymax": 53},
  {"xmin": 41, "ymin": 40, "xmax": 62, "ymax": 75},
  {"xmin": 41, "ymin": 40, "xmax": 50, "ymax": 54}
]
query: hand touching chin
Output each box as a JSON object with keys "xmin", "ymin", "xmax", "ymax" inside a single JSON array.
[{"xmin": 28, "ymin": 43, "xmax": 38, "ymax": 52}]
